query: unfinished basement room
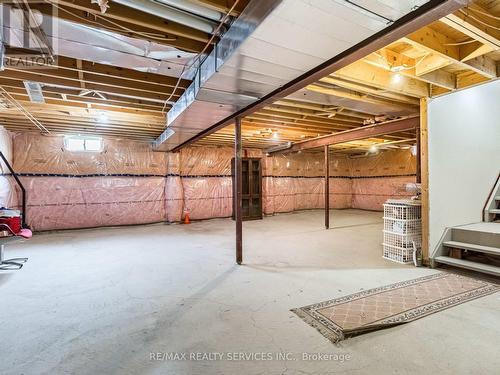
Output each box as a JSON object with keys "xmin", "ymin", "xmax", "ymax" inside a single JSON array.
[{"xmin": 1, "ymin": 0, "xmax": 499, "ymax": 374}]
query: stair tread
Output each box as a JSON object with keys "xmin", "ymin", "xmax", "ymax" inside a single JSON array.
[
  {"xmin": 490, "ymin": 209, "xmax": 500, "ymax": 213},
  {"xmin": 434, "ymin": 256, "xmax": 500, "ymax": 276},
  {"xmin": 495, "ymin": 196, "xmax": 500, "ymax": 200},
  {"xmin": 444, "ymin": 241, "xmax": 500, "ymax": 255}
]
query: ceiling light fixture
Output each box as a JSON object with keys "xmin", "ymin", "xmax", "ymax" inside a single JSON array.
[
  {"xmin": 392, "ymin": 73, "xmax": 402, "ymax": 83},
  {"xmin": 98, "ymin": 112, "xmax": 108, "ymax": 123}
]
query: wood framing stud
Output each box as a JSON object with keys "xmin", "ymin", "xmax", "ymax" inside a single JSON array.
[{"xmin": 420, "ymin": 98, "xmax": 430, "ymax": 263}]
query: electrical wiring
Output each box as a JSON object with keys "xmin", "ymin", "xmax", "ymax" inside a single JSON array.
[
  {"xmin": 0, "ymin": 87, "xmax": 51, "ymax": 134},
  {"xmin": 443, "ymin": 39, "xmax": 478, "ymax": 46},
  {"xmin": 466, "ymin": 6, "xmax": 500, "ymax": 21},
  {"xmin": 371, "ymin": 51, "xmax": 430, "ymax": 71},
  {"xmin": 160, "ymin": 0, "xmax": 240, "ymax": 113},
  {"xmin": 42, "ymin": 0, "xmax": 240, "ymax": 114},
  {"xmin": 458, "ymin": 9, "xmax": 500, "ymax": 31},
  {"xmin": 45, "ymin": 0, "xmax": 177, "ymax": 42}
]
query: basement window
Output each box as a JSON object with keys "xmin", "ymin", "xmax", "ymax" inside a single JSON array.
[{"xmin": 64, "ymin": 136, "xmax": 103, "ymax": 152}]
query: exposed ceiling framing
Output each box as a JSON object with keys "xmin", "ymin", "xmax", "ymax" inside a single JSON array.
[{"xmin": 0, "ymin": 0, "xmax": 499, "ymax": 154}]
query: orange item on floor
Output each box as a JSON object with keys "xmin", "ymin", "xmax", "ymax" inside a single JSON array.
[{"xmin": 183, "ymin": 212, "xmax": 190, "ymax": 224}]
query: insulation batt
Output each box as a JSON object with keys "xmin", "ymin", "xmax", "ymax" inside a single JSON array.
[{"xmin": 8, "ymin": 131, "xmax": 416, "ymax": 231}]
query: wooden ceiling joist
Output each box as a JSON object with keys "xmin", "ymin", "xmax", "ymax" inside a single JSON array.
[
  {"xmin": 404, "ymin": 26, "xmax": 498, "ymax": 78},
  {"xmin": 440, "ymin": 4, "xmax": 500, "ymax": 50},
  {"xmin": 283, "ymin": 117, "xmax": 420, "ymax": 153},
  {"xmin": 2, "ymin": 0, "xmax": 498, "ymax": 151},
  {"xmin": 0, "ymin": 68, "xmax": 183, "ymax": 104},
  {"xmin": 31, "ymin": 0, "xmax": 209, "ymax": 52},
  {"xmin": 331, "ymin": 60, "xmax": 430, "ymax": 98},
  {"xmin": 363, "ymin": 49, "xmax": 456, "ymax": 90}
]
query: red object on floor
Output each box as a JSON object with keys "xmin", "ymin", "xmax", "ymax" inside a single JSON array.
[
  {"xmin": 183, "ymin": 212, "xmax": 190, "ymax": 224},
  {"xmin": 0, "ymin": 216, "xmax": 21, "ymax": 233},
  {"xmin": 0, "ymin": 219, "xmax": 32, "ymax": 239}
]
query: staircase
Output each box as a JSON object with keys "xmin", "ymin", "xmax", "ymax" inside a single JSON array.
[
  {"xmin": 431, "ymin": 174, "xmax": 500, "ymax": 277},
  {"xmin": 484, "ymin": 174, "xmax": 500, "ymax": 222}
]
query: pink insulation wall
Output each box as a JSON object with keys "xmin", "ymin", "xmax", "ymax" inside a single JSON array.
[
  {"xmin": 350, "ymin": 150, "xmax": 417, "ymax": 210},
  {"xmin": 263, "ymin": 149, "xmax": 416, "ymax": 214},
  {"xmin": 13, "ymin": 133, "xmax": 167, "ymax": 231},
  {"xmin": 12, "ymin": 132, "xmax": 416, "ymax": 231}
]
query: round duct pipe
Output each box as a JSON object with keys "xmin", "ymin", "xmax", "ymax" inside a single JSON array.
[
  {"xmin": 154, "ymin": 0, "xmax": 226, "ymax": 22},
  {"xmin": 113, "ymin": 0, "xmax": 218, "ymax": 34}
]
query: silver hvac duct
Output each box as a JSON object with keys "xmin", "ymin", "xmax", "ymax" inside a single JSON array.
[
  {"xmin": 155, "ymin": 0, "xmax": 226, "ymax": 22},
  {"xmin": 113, "ymin": 0, "xmax": 218, "ymax": 34}
]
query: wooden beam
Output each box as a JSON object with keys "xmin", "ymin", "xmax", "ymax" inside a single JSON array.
[
  {"xmin": 420, "ymin": 98, "xmax": 430, "ymax": 263},
  {"xmin": 274, "ymin": 99, "xmax": 380, "ymax": 117},
  {"xmin": 31, "ymin": 1, "xmax": 209, "ymax": 50},
  {"xmin": 404, "ymin": 26, "xmax": 498, "ymax": 78},
  {"xmin": 2, "ymin": 86, "xmax": 168, "ymax": 114},
  {"xmin": 440, "ymin": 5, "xmax": 500, "ymax": 50},
  {"xmin": 0, "ymin": 71, "xmax": 178, "ymax": 103},
  {"xmin": 283, "ymin": 117, "xmax": 419, "ymax": 152},
  {"xmin": 319, "ymin": 75, "xmax": 421, "ymax": 104},
  {"xmin": 306, "ymin": 83, "xmax": 419, "ymax": 111},
  {"xmin": 415, "ymin": 54, "xmax": 453, "ymax": 76},
  {"xmin": 363, "ymin": 49, "xmax": 455, "ymax": 90},
  {"xmin": 332, "ymin": 60, "xmax": 430, "ymax": 98},
  {"xmin": 192, "ymin": 0, "xmax": 246, "ymax": 16},
  {"xmin": 459, "ymin": 41, "xmax": 495, "ymax": 61},
  {"xmin": 234, "ymin": 117, "xmax": 243, "ymax": 265},
  {"xmin": 1, "ymin": 61, "xmax": 187, "ymax": 97},
  {"xmin": 2, "ymin": 53, "xmax": 190, "ymax": 89}
]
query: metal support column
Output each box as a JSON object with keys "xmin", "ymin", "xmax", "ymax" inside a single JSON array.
[
  {"xmin": 234, "ymin": 117, "xmax": 243, "ymax": 264},
  {"xmin": 324, "ymin": 145, "xmax": 330, "ymax": 229}
]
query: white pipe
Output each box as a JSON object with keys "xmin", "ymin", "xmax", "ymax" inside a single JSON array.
[
  {"xmin": 113, "ymin": 0, "xmax": 217, "ymax": 34},
  {"xmin": 154, "ymin": 0, "xmax": 225, "ymax": 22}
]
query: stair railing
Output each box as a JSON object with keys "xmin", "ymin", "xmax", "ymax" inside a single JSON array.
[
  {"xmin": 483, "ymin": 172, "xmax": 500, "ymax": 222},
  {"xmin": 0, "ymin": 151, "xmax": 27, "ymax": 227}
]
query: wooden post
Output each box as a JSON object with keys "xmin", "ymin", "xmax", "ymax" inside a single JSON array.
[
  {"xmin": 235, "ymin": 117, "xmax": 243, "ymax": 265},
  {"xmin": 420, "ymin": 98, "xmax": 430, "ymax": 264},
  {"xmin": 324, "ymin": 145, "xmax": 330, "ymax": 229},
  {"xmin": 416, "ymin": 128, "xmax": 421, "ymax": 184}
]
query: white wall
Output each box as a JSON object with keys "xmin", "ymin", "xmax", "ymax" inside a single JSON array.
[{"xmin": 428, "ymin": 80, "xmax": 500, "ymax": 256}]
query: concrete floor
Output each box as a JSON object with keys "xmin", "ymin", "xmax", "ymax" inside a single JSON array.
[{"xmin": 1, "ymin": 209, "xmax": 499, "ymax": 375}]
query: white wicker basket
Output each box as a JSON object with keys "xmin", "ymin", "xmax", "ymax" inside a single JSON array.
[{"xmin": 382, "ymin": 199, "xmax": 422, "ymax": 264}]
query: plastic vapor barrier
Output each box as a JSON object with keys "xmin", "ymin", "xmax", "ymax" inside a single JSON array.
[
  {"xmin": 9, "ymin": 131, "xmax": 417, "ymax": 231},
  {"xmin": 13, "ymin": 133, "xmax": 167, "ymax": 230},
  {"xmin": 22, "ymin": 176, "xmax": 166, "ymax": 230}
]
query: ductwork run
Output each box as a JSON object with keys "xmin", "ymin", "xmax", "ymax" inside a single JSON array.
[
  {"xmin": 113, "ymin": 0, "xmax": 220, "ymax": 34},
  {"xmin": 154, "ymin": 0, "xmax": 430, "ymax": 151},
  {"xmin": 2, "ymin": 6, "xmax": 198, "ymax": 79}
]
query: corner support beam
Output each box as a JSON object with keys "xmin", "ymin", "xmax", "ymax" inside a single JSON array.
[
  {"xmin": 324, "ymin": 145, "xmax": 330, "ymax": 229},
  {"xmin": 234, "ymin": 117, "xmax": 243, "ymax": 265}
]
